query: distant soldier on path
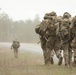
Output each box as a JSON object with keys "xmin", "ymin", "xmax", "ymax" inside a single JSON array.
[{"xmin": 11, "ymin": 39, "xmax": 20, "ymax": 58}]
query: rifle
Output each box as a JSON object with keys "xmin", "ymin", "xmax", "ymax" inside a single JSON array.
[{"xmin": 37, "ymin": 41, "xmax": 41, "ymax": 44}]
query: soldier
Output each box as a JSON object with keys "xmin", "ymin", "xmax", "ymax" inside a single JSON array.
[
  {"xmin": 60, "ymin": 18, "xmax": 72, "ymax": 67},
  {"xmin": 63, "ymin": 12, "xmax": 72, "ymax": 66},
  {"xmin": 11, "ymin": 39, "xmax": 20, "ymax": 58},
  {"xmin": 35, "ymin": 12, "xmax": 57, "ymax": 65},
  {"xmin": 59, "ymin": 12, "xmax": 73, "ymax": 67},
  {"xmin": 70, "ymin": 16, "xmax": 76, "ymax": 66},
  {"xmin": 44, "ymin": 11, "xmax": 63, "ymax": 65}
]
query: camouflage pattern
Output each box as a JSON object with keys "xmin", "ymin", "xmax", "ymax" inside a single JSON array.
[
  {"xmin": 35, "ymin": 19, "xmax": 48, "ymax": 64},
  {"xmin": 44, "ymin": 12, "xmax": 63, "ymax": 65},
  {"xmin": 35, "ymin": 19, "xmax": 48, "ymax": 36},
  {"xmin": 35, "ymin": 13, "xmax": 57, "ymax": 64},
  {"xmin": 60, "ymin": 17, "xmax": 72, "ymax": 66},
  {"xmin": 35, "ymin": 11, "xmax": 76, "ymax": 66},
  {"xmin": 63, "ymin": 12, "xmax": 71, "ymax": 19},
  {"xmin": 70, "ymin": 16, "xmax": 76, "ymax": 66},
  {"xmin": 11, "ymin": 40, "xmax": 20, "ymax": 58},
  {"xmin": 39, "ymin": 36, "xmax": 47, "ymax": 64}
]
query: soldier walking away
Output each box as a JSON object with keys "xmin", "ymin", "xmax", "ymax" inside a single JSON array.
[
  {"xmin": 11, "ymin": 39, "xmax": 20, "ymax": 58},
  {"xmin": 44, "ymin": 11, "xmax": 63, "ymax": 65},
  {"xmin": 35, "ymin": 11, "xmax": 63, "ymax": 65}
]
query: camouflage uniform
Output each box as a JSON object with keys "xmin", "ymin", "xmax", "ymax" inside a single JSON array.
[
  {"xmin": 11, "ymin": 40, "xmax": 20, "ymax": 58},
  {"xmin": 60, "ymin": 12, "xmax": 72, "ymax": 66},
  {"xmin": 63, "ymin": 12, "xmax": 71, "ymax": 19},
  {"xmin": 35, "ymin": 19, "xmax": 48, "ymax": 64},
  {"xmin": 35, "ymin": 12, "xmax": 58, "ymax": 65},
  {"xmin": 44, "ymin": 11, "xmax": 63, "ymax": 65},
  {"xmin": 70, "ymin": 16, "xmax": 76, "ymax": 66}
]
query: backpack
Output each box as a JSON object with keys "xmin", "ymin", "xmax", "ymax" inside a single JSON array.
[
  {"xmin": 12, "ymin": 41, "xmax": 20, "ymax": 49},
  {"xmin": 39, "ymin": 20, "xmax": 50, "ymax": 36}
]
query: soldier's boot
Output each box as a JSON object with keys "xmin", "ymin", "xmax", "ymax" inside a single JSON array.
[
  {"xmin": 50, "ymin": 57, "xmax": 54, "ymax": 64},
  {"xmin": 64, "ymin": 54, "xmax": 69, "ymax": 67},
  {"xmin": 65, "ymin": 58, "xmax": 68, "ymax": 66},
  {"xmin": 58, "ymin": 57, "xmax": 63, "ymax": 66}
]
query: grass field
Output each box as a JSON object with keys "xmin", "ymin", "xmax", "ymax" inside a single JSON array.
[{"xmin": 0, "ymin": 43, "xmax": 76, "ymax": 75}]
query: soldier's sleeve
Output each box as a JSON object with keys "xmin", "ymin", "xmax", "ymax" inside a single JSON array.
[{"xmin": 35, "ymin": 24, "xmax": 40, "ymax": 34}]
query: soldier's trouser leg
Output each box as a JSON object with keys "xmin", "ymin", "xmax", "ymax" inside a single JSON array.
[
  {"xmin": 54, "ymin": 37, "xmax": 63, "ymax": 65},
  {"xmin": 45, "ymin": 37, "xmax": 54, "ymax": 65},
  {"xmin": 63, "ymin": 49, "xmax": 69, "ymax": 66},
  {"xmin": 44, "ymin": 47, "xmax": 51, "ymax": 65},
  {"xmin": 54, "ymin": 48, "xmax": 63, "ymax": 66},
  {"xmin": 62, "ymin": 43, "xmax": 71, "ymax": 66},
  {"xmin": 43, "ymin": 50, "xmax": 47, "ymax": 64},
  {"xmin": 14, "ymin": 49, "xmax": 18, "ymax": 58},
  {"xmin": 41, "ymin": 42, "xmax": 47, "ymax": 64},
  {"xmin": 40, "ymin": 37, "xmax": 47, "ymax": 65},
  {"xmin": 50, "ymin": 50, "xmax": 54, "ymax": 64},
  {"xmin": 73, "ymin": 48, "xmax": 76, "ymax": 66},
  {"xmin": 68, "ymin": 49, "xmax": 73, "ymax": 66}
]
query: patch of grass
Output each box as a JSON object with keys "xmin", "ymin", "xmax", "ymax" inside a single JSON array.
[{"xmin": 0, "ymin": 46, "xmax": 76, "ymax": 75}]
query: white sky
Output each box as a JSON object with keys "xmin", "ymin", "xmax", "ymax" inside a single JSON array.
[{"xmin": 0, "ymin": 0, "xmax": 76, "ymax": 21}]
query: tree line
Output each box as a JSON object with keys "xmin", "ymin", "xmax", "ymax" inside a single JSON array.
[{"xmin": 0, "ymin": 12, "xmax": 41, "ymax": 43}]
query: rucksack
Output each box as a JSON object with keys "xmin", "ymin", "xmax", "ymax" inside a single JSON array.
[{"xmin": 12, "ymin": 41, "xmax": 20, "ymax": 49}]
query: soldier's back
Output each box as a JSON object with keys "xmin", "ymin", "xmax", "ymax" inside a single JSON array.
[{"xmin": 12, "ymin": 41, "xmax": 20, "ymax": 49}]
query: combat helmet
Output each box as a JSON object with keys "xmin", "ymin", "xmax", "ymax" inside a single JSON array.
[
  {"xmin": 49, "ymin": 11, "xmax": 57, "ymax": 16},
  {"xmin": 63, "ymin": 12, "xmax": 71, "ymax": 19}
]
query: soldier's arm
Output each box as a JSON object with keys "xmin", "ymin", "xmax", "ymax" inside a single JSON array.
[
  {"xmin": 35, "ymin": 24, "xmax": 40, "ymax": 34},
  {"xmin": 37, "ymin": 41, "xmax": 41, "ymax": 44}
]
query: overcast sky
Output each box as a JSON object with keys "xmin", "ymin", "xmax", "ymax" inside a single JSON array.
[{"xmin": 0, "ymin": 0, "xmax": 76, "ymax": 21}]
